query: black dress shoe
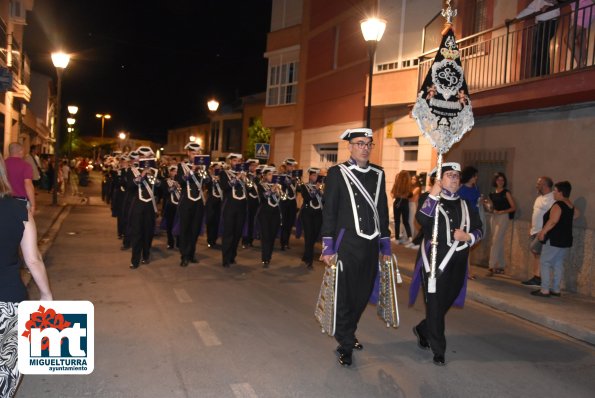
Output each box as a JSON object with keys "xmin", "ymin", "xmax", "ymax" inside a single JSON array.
[
  {"xmin": 141, "ymin": 258, "xmax": 149, "ymax": 264},
  {"xmin": 336, "ymin": 348, "xmax": 352, "ymax": 366},
  {"xmin": 353, "ymin": 339, "xmax": 363, "ymax": 350},
  {"xmin": 129, "ymin": 263, "xmax": 139, "ymax": 269},
  {"xmin": 222, "ymin": 262, "xmax": 230, "ymax": 268},
  {"xmin": 167, "ymin": 245, "xmax": 174, "ymax": 250},
  {"xmin": 230, "ymin": 259, "xmax": 236, "ymax": 264},
  {"xmin": 433, "ymin": 354, "xmax": 446, "ymax": 366},
  {"xmin": 262, "ymin": 261, "xmax": 270, "ymax": 269},
  {"xmin": 413, "ymin": 326, "xmax": 431, "ymax": 350},
  {"xmin": 190, "ymin": 257, "xmax": 199, "ymax": 264},
  {"xmin": 180, "ymin": 259, "xmax": 189, "ymax": 267},
  {"xmin": 120, "ymin": 245, "xmax": 130, "ymax": 251}
]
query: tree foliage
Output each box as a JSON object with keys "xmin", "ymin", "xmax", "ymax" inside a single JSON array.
[{"xmin": 246, "ymin": 117, "xmax": 271, "ymax": 159}]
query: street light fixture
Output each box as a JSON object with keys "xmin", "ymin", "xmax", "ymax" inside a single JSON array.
[
  {"xmin": 51, "ymin": 51, "xmax": 70, "ymax": 206},
  {"xmin": 360, "ymin": 17, "xmax": 387, "ymax": 128},
  {"xmin": 207, "ymin": 99, "xmax": 220, "ymax": 112},
  {"xmin": 67, "ymin": 105, "xmax": 78, "ymax": 115}
]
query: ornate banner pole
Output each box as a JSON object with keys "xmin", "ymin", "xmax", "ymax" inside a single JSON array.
[{"xmin": 411, "ymin": 0, "xmax": 474, "ymax": 293}]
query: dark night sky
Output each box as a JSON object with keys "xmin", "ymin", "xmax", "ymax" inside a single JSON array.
[{"xmin": 24, "ymin": 0, "xmax": 273, "ymax": 144}]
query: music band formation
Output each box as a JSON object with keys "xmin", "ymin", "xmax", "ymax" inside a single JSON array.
[
  {"xmin": 99, "ymin": 127, "xmax": 482, "ymax": 368},
  {"xmin": 100, "ymin": 143, "xmax": 324, "ymax": 271}
]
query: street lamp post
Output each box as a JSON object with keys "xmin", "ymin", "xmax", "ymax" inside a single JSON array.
[
  {"xmin": 207, "ymin": 99, "xmax": 219, "ymax": 154},
  {"xmin": 51, "ymin": 51, "xmax": 70, "ymax": 206},
  {"xmin": 66, "ymin": 117, "xmax": 76, "ymax": 159},
  {"xmin": 95, "ymin": 113, "xmax": 111, "ymax": 139},
  {"xmin": 360, "ymin": 18, "xmax": 387, "ymax": 128},
  {"xmin": 96, "ymin": 113, "xmax": 111, "ymax": 161}
]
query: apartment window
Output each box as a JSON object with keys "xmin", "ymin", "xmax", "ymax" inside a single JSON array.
[
  {"xmin": 267, "ymin": 61, "xmax": 299, "ymax": 106},
  {"xmin": 398, "ymin": 137, "xmax": 419, "ymax": 162},
  {"xmin": 315, "ymin": 143, "xmax": 338, "ymax": 165}
]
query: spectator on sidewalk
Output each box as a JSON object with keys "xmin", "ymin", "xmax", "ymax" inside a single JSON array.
[
  {"xmin": 486, "ymin": 172, "xmax": 516, "ymax": 276},
  {"xmin": 406, "ymin": 174, "xmax": 422, "ymax": 247},
  {"xmin": 531, "ymin": 180, "xmax": 579, "ymax": 297},
  {"xmin": 522, "ymin": 176, "xmax": 555, "ymax": 286},
  {"xmin": 0, "ymin": 152, "xmax": 53, "ymax": 398},
  {"xmin": 4, "ymin": 142, "xmax": 36, "ymax": 214},
  {"xmin": 391, "ymin": 170, "xmax": 412, "ymax": 245},
  {"xmin": 458, "ymin": 166, "xmax": 483, "ymax": 280},
  {"xmin": 24, "ymin": 145, "xmax": 42, "ymax": 188}
]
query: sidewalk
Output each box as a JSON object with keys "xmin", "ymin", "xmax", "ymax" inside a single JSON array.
[{"xmin": 27, "ymin": 172, "xmax": 595, "ymax": 346}]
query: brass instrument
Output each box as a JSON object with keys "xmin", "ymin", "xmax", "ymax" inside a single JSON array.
[
  {"xmin": 314, "ymin": 254, "xmax": 341, "ymax": 336},
  {"xmin": 376, "ymin": 253, "xmax": 402, "ymax": 328}
]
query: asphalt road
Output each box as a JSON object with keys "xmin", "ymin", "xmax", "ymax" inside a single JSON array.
[{"xmin": 19, "ymin": 201, "xmax": 595, "ymax": 398}]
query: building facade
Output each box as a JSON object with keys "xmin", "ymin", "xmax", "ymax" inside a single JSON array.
[{"xmin": 263, "ymin": 0, "xmax": 595, "ymax": 296}]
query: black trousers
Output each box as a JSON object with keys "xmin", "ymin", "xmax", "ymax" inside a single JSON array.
[
  {"xmin": 121, "ymin": 194, "xmax": 134, "ymax": 247},
  {"xmin": 258, "ymin": 206, "xmax": 280, "ymax": 262},
  {"xmin": 130, "ymin": 200, "xmax": 156, "ymax": 266},
  {"xmin": 164, "ymin": 202, "xmax": 178, "ymax": 248},
  {"xmin": 178, "ymin": 197, "xmax": 204, "ymax": 261},
  {"xmin": 531, "ymin": 19, "xmax": 558, "ymax": 77},
  {"xmin": 243, "ymin": 197, "xmax": 260, "ymax": 245},
  {"xmin": 205, "ymin": 197, "xmax": 221, "ymax": 246},
  {"xmin": 393, "ymin": 198, "xmax": 411, "ymax": 239},
  {"xmin": 417, "ymin": 254, "xmax": 467, "ymax": 356},
  {"xmin": 221, "ymin": 199, "xmax": 246, "ymax": 265},
  {"xmin": 280, "ymin": 199, "xmax": 297, "ymax": 247},
  {"xmin": 335, "ymin": 233, "xmax": 378, "ymax": 353},
  {"xmin": 301, "ymin": 207, "xmax": 322, "ymax": 264}
]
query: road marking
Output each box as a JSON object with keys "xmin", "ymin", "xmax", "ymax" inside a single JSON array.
[
  {"xmin": 230, "ymin": 383, "xmax": 258, "ymax": 398},
  {"xmin": 174, "ymin": 288, "xmax": 193, "ymax": 303},
  {"xmin": 192, "ymin": 321, "xmax": 221, "ymax": 346}
]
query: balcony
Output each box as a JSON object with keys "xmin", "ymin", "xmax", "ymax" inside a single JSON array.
[{"xmin": 417, "ymin": 2, "xmax": 595, "ymax": 115}]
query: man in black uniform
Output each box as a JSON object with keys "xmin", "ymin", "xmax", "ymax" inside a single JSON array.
[
  {"xmin": 242, "ymin": 158, "xmax": 260, "ymax": 248},
  {"xmin": 176, "ymin": 142, "xmax": 207, "ymax": 267},
  {"xmin": 298, "ymin": 167, "xmax": 324, "ymax": 269},
  {"xmin": 219, "ymin": 153, "xmax": 247, "ymax": 267},
  {"xmin": 409, "ymin": 162, "xmax": 483, "ymax": 366},
  {"xmin": 205, "ymin": 162, "xmax": 223, "ymax": 248},
  {"xmin": 163, "ymin": 165, "xmax": 181, "ymax": 250},
  {"xmin": 280, "ymin": 158, "xmax": 298, "ymax": 250},
  {"xmin": 320, "ymin": 128, "xmax": 392, "ymax": 367},
  {"xmin": 128, "ymin": 146, "xmax": 161, "ymax": 269},
  {"xmin": 120, "ymin": 151, "xmax": 139, "ymax": 250}
]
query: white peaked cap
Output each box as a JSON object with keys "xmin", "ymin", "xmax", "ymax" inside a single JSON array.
[{"xmin": 340, "ymin": 128, "xmax": 373, "ymax": 141}]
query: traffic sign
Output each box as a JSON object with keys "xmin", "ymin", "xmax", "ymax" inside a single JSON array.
[{"xmin": 255, "ymin": 143, "xmax": 270, "ymax": 159}]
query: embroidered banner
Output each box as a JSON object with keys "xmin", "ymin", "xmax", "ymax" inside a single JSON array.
[{"xmin": 412, "ymin": 29, "xmax": 474, "ymax": 154}]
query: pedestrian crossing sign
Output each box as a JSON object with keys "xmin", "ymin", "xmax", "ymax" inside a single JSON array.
[{"xmin": 255, "ymin": 143, "xmax": 270, "ymax": 159}]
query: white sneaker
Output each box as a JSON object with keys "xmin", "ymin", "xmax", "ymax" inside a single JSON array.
[
  {"xmin": 406, "ymin": 243, "xmax": 419, "ymax": 249},
  {"xmin": 399, "ymin": 237, "xmax": 412, "ymax": 245}
]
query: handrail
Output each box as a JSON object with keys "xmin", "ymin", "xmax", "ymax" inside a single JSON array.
[{"xmin": 417, "ymin": 1, "xmax": 594, "ymax": 92}]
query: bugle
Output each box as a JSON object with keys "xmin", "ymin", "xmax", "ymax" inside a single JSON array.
[
  {"xmin": 314, "ymin": 254, "xmax": 341, "ymax": 336},
  {"xmin": 376, "ymin": 253, "xmax": 401, "ymax": 328}
]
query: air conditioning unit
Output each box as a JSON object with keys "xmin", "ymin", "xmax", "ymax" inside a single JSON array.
[{"xmin": 10, "ymin": 0, "xmax": 27, "ymax": 25}]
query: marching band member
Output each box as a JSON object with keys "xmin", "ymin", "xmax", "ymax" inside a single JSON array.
[
  {"xmin": 128, "ymin": 146, "xmax": 161, "ymax": 269},
  {"xmin": 176, "ymin": 142, "xmax": 207, "ymax": 267},
  {"xmin": 120, "ymin": 150, "xmax": 139, "ymax": 250},
  {"xmin": 409, "ymin": 163, "xmax": 482, "ymax": 366},
  {"xmin": 298, "ymin": 167, "xmax": 324, "ymax": 269},
  {"xmin": 205, "ymin": 162, "xmax": 224, "ymax": 249},
  {"xmin": 219, "ymin": 153, "xmax": 247, "ymax": 268},
  {"xmin": 320, "ymin": 128, "xmax": 391, "ymax": 366},
  {"xmin": 280, "ymin": 158, "xmax": 299, "ymax": 250},
  {"xmin": 242, "ymin": 158, "xmax": 261, "ymax": 248},
  {"xmin": 257, "ymin": 166, "xmax": 282, "ymax": 268},
  {"xmin": 163, "ymin": 165, "xmax": 181, "ymax": 250}
]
